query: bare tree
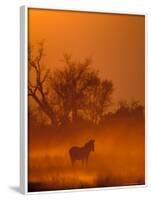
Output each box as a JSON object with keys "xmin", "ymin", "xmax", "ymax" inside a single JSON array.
[{"xmin": 28, "ymin": 42, "xmax": 57, "ymax": 127}]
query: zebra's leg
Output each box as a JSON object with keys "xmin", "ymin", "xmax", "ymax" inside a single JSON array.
[
  {"xmin": 82, "ymin": 159, "xmax": 84, "ymax": 167},
  {"xmin": 85, "ymin": 157, "xmax": 88, "ymax": 167},
  {"xmin": 71, "ymin": 159, "xmax": 75, "ymax": 167},
  {"xmin": 82, "ymin": 159, "xmax": 87, "ymax": 168}
]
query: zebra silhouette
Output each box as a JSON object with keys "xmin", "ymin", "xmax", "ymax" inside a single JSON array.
[{"xmin": 69, "ymin": 139, "xmax": 95, "ymax": 166}]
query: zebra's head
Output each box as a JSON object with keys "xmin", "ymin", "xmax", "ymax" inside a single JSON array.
[{"xmin": 85, "ymin": 139, "xmax": 95, "ymax": 152}]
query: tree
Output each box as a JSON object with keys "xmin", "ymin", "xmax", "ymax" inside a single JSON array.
[
  {"xmin": 115, "ymin": 100, "xmax": 144, "ymax": 120},
  {"xmin": 28, "ymin": 43, "xmax": 113, "ymax": 128}
]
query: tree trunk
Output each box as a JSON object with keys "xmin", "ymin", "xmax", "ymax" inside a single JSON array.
[{"xmin": 32, "ymin": 95, "xmax": 58, "ymax": 127}]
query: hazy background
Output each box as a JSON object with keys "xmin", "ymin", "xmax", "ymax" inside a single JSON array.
[{"xmin": 29, "ymin": 9, "xmax": 145, "ymax": 110}]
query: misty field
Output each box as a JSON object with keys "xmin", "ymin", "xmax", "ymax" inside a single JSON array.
[{"xmin": 28, "ymin": 119, "xmax": 145, "ymax": 192}]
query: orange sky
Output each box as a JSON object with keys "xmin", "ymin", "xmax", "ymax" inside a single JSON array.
[{"xmin": 28, "ymin": 8, "xmax": 145, "ymax": 107}]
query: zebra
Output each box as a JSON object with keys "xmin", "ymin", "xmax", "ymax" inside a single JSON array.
[{"xmin": 69, "ymin": 139, "xmax": 95, "ymax": 166}]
